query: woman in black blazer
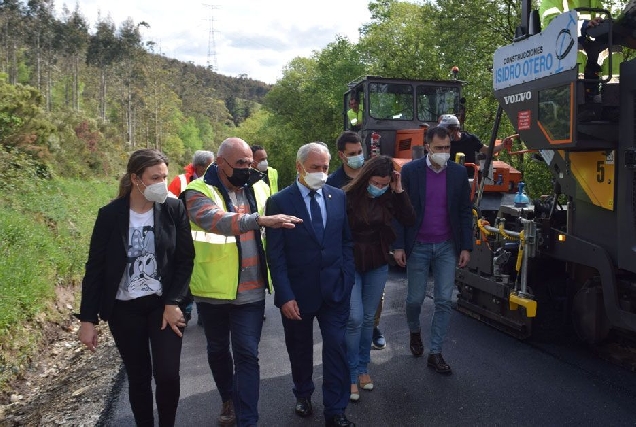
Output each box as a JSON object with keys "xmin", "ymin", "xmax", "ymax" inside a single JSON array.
[{"xmin": 78, "ymin": 149, "xmax": 194, "ymax": 427}]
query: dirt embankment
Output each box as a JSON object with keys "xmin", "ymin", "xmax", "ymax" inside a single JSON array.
[{"xmin": 0, "ymin": 287, "xmax": 122, "ymax": 426}]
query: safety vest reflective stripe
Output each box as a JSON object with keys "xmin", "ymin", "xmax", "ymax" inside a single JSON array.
[
  {"xmin": 541, "ymin": 6, "xmax": 562, "ymax": 20},
  {"xmin": 191, "ymin": 230, "xmax": 236, "ymax": 244},
  {"xmin": 253, "ymin": 181, "xmax": 270, "ymax": 215},
  {"xmin": 178, "ymin": 174, "xmax": 188, "ymax": 193}
]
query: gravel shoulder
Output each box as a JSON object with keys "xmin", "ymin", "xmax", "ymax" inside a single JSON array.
[{"xmin": 0, "ymin": 319, "xmax": 121, "ymax": 426}]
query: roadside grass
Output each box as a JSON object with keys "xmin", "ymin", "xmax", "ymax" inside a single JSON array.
[{"xmin": 0, "ymin": 175, "xmax": 116, "ymax": 389}]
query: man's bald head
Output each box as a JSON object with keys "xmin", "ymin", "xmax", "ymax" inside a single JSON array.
[{"xmin": 217, "ymin": 137, "xmax": 251, "ymax": 158}]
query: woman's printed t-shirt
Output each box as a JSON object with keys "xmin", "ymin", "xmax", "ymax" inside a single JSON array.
[{"xmin": 116, "ymin": 209, "xmax": 163, "ymax": 301}]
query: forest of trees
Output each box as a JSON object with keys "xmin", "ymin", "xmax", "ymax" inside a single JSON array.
[
  {"xmin": 0, "ymin": 0, "xmax": 270, "ymax": 177},
  {"xmin": 1, "ymin": 0, "xmax": 631, "ymax": 186}
]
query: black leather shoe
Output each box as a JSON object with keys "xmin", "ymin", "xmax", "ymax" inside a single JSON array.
[
  {"xmin": 325, "ymin": 413, "xmax": 355, "ymax": 427},
  {"xmin": 427, "ymin": 353, "xmax": 452, "ymax": 374},
  {"xmin": 410, "ymin": 331, "xmax": 424, "ymax": 357},
  {"xmin": 295, "ymin": 397, "xmax": 312, "ymax": 417}
]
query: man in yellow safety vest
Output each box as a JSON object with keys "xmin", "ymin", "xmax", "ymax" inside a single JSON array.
[{"xmin": 183, "ymin": 137, "xmax": 301, "ymax": 426}]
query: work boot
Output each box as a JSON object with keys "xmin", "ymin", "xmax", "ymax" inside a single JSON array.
[{"xmin": 218, "ymin": 400, "xmax": 235, "ymax": 426}]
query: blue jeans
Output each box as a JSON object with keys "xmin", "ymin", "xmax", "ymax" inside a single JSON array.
[
  {"xmin": 405, "ymin": 240, "xmax": 457, "ymax": 354},
  {"xmin": 197, "ymin": 300, "xmax": 265, "ymax": 427},
  {"xmin": 346, "ymin": 264, "xmax": 388, "ymax": 384}
]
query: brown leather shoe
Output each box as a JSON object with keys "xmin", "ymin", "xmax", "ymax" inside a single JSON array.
[
  {"xmin": 427, "ymin": 353, "xmax": 452, "ymax": 374},
  {"xmin": 218, "ymin": 399, "xmax": 236, "ymax": 426},
  {"xmin": 409, "ymin": 331, "xmax": 424, "ymax": 357}
]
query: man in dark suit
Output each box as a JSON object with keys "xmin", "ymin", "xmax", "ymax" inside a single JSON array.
[
  {"xmin": 393, "ymin": 126, "xmax": 473, "ymax": 375},
  {"xmin": 266, "ymin": 142, "xmax": 356, "ymax": 427}
]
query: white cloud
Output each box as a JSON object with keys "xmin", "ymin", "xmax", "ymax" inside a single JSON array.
[{"xmin": 56, "ymin": 0, "xmax": 372, "ymax": 84}]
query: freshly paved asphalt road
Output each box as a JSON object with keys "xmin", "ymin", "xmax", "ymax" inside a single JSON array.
[{"xmin": 106, "ymin": 268, "xmax": 636, "ymax": 426}]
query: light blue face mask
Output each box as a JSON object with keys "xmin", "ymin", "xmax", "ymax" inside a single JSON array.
[
  {"xmin": 367, "ymin": 183, "xmax": 388, "ymax": 198},
  {"xmin": 347, "ymin": 154, "xmax": 364, "ymax": 169}
]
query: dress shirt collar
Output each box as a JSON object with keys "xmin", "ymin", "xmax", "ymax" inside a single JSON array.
[{"xmin": 296, "ymin": 179, "xmax": 324, "ymax": 199}]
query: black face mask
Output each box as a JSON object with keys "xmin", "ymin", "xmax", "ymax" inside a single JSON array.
[
  {"xmin": 227, "ymin": 164, "xmax": 263, "ymax": 187},
  {"xmin": 245, "ymin": 168, "xmax": 265, "ymax": 186}
]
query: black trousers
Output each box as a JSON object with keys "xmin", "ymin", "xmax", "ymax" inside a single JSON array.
[{"xmin": 109, "ymin": 295, "xmax": 183, "ymax": 427}]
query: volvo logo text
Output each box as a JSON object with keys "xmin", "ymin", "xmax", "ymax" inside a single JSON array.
[{"xmin": 503, "ymin": 91, "xmax": 532, "ymax": 104}]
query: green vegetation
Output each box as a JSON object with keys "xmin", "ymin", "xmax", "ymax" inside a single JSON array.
[
  {"xmin": 0, "ymin": 146, "xmax": 115, "ymax": 385},
  {"xmin": 235, "ymin": 0, "xmax": 525, "ymax": 189},
  {"xmin": 0, "ymin": 0, "xmax": 269, "ymax": 390},
  {"xmin": 0, "ymin": 0, "xmax": 270, "ymax": 169},
  {"xmin": 235, "ymin": 0, "xmax": 631, "ymax": 195}
]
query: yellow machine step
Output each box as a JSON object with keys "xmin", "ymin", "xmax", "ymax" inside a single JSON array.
[{"xmin": 509, "ymin": 293, "xmax": 537, "ymax": 317}]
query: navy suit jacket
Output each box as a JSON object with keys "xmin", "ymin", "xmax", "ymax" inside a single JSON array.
[
  {"xmin": 79, "ymin": 196, "xmax": 195, "ymax": 323},
  {"xmin": 265, "ymin": 183, "xmax": 355, "ymax": 313},
  {"xmin": 394, "ymin": 158, "xmax": 473, "ymax": 258}
]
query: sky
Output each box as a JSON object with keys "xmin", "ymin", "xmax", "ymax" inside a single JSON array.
[{"xmin": 54, "ymin": 0, "xmax": 373, "ymax": 84}]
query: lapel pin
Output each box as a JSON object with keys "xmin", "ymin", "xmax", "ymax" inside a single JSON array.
[{"xmin": 328, "ymin": 194, "xmax": 332, "ymax": 198}]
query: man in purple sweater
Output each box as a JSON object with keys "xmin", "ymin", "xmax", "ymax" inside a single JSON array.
[{"xmin": 393, "ymin": 126, "xmax": 473, "ymax": 374}]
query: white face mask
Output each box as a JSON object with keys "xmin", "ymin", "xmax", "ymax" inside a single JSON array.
[
  {"xmin": 430, "ymin": 152, "xmax": 450, "ymax": 167},
  {"xmin": 256, "ymin": 160, "xmax": 269, "ymax": 172},
  {"xmin": 302, "ymin": 167, "xmax": 328, "ymax": 190},
  {"xmin": 138, "ymin": 181, "xmax": 169, "ymax": 203}
]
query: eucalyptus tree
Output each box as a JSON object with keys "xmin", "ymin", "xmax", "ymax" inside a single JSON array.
[
  {"xmin": 116, "ymin": 18, "xmax": 148, "ymax": 147},
  {"xmin": 352, "ymin": 0, "xmax": 523, "ymax": 137},
  {"xmin": 86, "ymin": 16, "xmax": 118, "ymax": 122},
  {"xmin": 25, "ymin": 0, "xmax": 56, "ymax": 98},
  {"xmin": 0, "ymin": 0, "xmax": 26, "ymax": 84},
  {"xmin": 55, "ymin": 4, "xmax": 89, "ymax": 111},
  {"xmin": 143, "ymin": 41, "xmax": 170, "ymax": 152}
]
